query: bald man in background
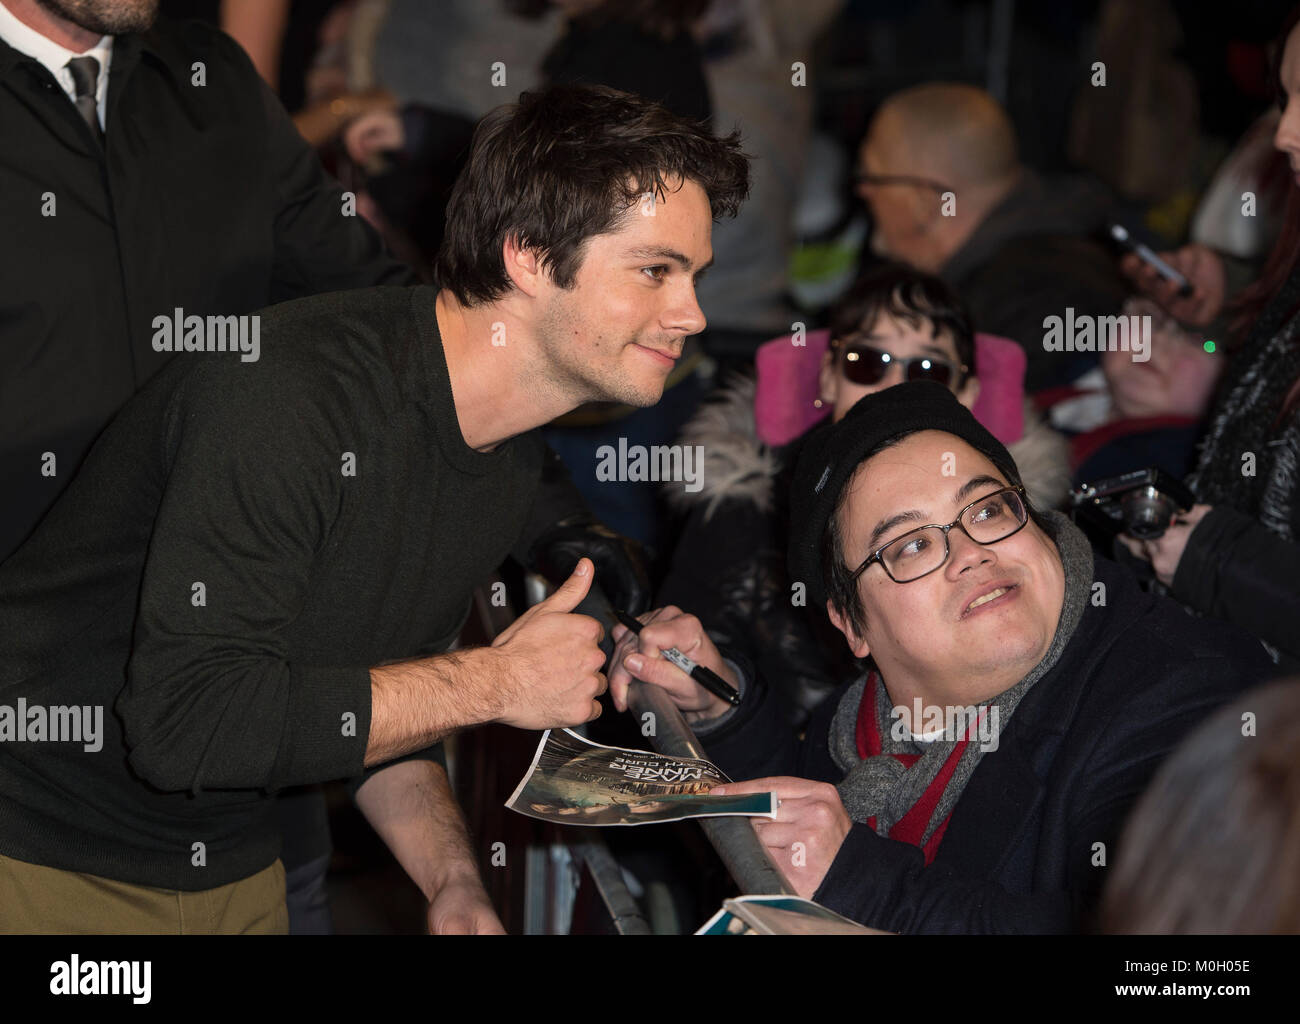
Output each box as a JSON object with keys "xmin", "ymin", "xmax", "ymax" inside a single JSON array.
[{"xmin": 856, "ymin": 83, "xmax": 1129, "ymax": 393}]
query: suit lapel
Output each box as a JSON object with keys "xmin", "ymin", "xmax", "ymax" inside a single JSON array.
[{"xmin": 3, "ymin": 58, "xmax": 102, "ymax": 160}]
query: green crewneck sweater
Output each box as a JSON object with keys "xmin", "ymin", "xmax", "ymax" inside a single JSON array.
[{"xmin": 0, "ymin": 285, "xmax": 558, "ymax": 890}]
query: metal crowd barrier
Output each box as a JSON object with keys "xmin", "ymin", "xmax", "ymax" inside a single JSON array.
[
  {"xmin": 577, "ymin": 586, "xmax": 794, "ymax": 929},
  {"xmin": 624, "ymin": 681, "xmax": 793, "ymax": 900}
]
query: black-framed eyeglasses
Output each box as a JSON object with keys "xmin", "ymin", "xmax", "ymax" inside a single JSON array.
[
  {"xmin": 849, "ymin": 486, "xmax": 1029, "ymax": 584},
  {"xmin": 832, "ymin": 336, "xmax": 968, "ymax": 390},
  {"xmin": 853, "ymin": 172, "xmax": 953, "ymax": 195}
]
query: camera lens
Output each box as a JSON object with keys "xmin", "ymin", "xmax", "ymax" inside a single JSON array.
[{"xmin": 1123, "ymin": 491, "xmax": 1174, "ymax": 540}]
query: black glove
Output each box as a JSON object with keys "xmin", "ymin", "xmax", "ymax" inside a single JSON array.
[{"xmin": 528, "ymin": 517, "xmax": 651, "ymax": 616}]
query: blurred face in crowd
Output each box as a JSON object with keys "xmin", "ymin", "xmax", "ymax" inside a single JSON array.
[
  {"xmin": 828, "ymin": 433, "xmax": 1065, "ymax": 709},
  {"xmin": 532, "ymin": 175, "xmax": 712, "ymax": 408},
  {"xmin": 855, "ymin": 115, "xmax": 951, "ymax": 273},
  {"xmin": 1100, "ymin": 307, "xmax": 1223, "ymax": 420},
  {"xmin": 33, "ymin": 0, "xmax": 158, "ymax": 34},
  {"xmin": 819, "ymin": 313, "xmax": 980, "ymax": 420},
  {"xmin": 1274, "ymin": 23, "xmax": 1300, "ymax": 181}
]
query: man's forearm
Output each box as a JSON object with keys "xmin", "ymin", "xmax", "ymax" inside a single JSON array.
[
  {"xmin": 354, "ymin": 757, "xmax": 486, "ymax": 900},
  {"xmin": 366, "ymin": 647, "xmax": 503, "ymax": 767}
]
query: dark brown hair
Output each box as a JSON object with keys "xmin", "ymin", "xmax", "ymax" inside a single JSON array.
[
  {"xmin": 1229, "ymin": 6, "xmax": 1300, "ymax": 343},
  {"xmin": 821, "ymin": 436, "xmax": 905, "ymax": 639},
  {"xmin": 434, "ymin": 83, "xmax": 749, "ymax": 307},
  {"xmin": 1100, "ymin": 677, "xmax": 1300, "ymax": 934},
  {"xmin": 1218, "ymin": 3, "xmax": 1300, "ymax": 426}
]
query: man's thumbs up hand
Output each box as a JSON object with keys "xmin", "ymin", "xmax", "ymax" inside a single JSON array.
[{"xmin": 489, "ymin": 558, "xmax": 607, "ymax": 730}]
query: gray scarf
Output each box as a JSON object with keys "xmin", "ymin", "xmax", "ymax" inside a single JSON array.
[{"xmin": 829, "ymin": 511, "xmax": 1094, "ymax": 846}]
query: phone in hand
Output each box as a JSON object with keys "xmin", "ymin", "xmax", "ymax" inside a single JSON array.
[{"xmin": 1110, "ymin": 223, "xmax": 1193, "ymax": 297}]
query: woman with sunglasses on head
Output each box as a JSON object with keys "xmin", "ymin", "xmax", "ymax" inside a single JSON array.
[{"xmin": 657, "ymin": 263, "xmax": 1069, "ymax": 723}]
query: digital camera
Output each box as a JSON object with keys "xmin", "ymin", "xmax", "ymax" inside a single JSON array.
[{"xmin": 1070, "ymin": 467, "xmax": 1196, "ymax": 541}]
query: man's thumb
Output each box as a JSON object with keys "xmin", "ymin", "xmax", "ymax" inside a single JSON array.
[{"xmin": 541, "ymin": 556, "xmax": 594, "ymax": 612}]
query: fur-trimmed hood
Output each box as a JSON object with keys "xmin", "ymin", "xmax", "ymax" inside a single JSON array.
[
  {"xmin": 668, "ymin": 373, "xmax": 1073, "ymax": 515},
  {"xmin": 665, "ymin": 374, "xmax": 781, "ymax": 521}
]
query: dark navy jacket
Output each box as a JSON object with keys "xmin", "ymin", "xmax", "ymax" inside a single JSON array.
[{"xmin": 702, "ymin": 556, "xmax": 1273, "ymax": 933}]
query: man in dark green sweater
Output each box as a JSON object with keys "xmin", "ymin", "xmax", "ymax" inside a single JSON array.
[{"xmin": 0, "ymin": 84, "xmax": 749, "ymax": 933}]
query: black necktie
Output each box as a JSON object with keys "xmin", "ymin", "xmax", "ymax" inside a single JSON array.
[{"xmin": 66, "ymin": 56, "xmax": 104, "ymax": 145}]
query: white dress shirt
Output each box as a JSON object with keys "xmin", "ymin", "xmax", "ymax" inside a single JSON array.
[{"xmin": 0, "ymin": 0, "xmax": 113, "ymax": 129}]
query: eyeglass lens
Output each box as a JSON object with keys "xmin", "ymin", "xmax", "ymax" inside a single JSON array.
[{"xmin": 881, "ymin": 490, "xmax": 1027, "ymax": 581}]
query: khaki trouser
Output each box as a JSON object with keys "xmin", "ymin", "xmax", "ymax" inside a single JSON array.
[{"xmin": 0, "ymin": 852, "xmax": 289, "ymax": 934}]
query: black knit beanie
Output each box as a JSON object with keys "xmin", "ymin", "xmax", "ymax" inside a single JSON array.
[{"xmin": 788, "ymin": 381, "xmax": 1023, "ymax": 609}]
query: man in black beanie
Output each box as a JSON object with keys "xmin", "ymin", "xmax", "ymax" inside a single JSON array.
[{"xmin": 609, "ymin": 382, "xmax": 1272, "ymax": 933}]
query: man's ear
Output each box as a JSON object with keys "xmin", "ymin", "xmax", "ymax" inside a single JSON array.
[
  {"xmin": 826, "ymin": 598, "xmax": 871, "ymax": 659},
  {"xmin": 853, "ymin": 136, "xmax": 875, "ymax": 201},
  {"xmin": 957, "ymin": 373, "xmax": 981, "ymax": 410},
  {"xmin": 904, "ymin": 184, "xmax": 941, "ymax": 232},
  {"xmin": 501, "ymin": 235, "xmax": 546, "ymax": 297}
]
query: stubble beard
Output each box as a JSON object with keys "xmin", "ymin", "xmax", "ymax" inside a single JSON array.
[
  {"xmin": 34, "ymin": 0, "xmax": 159, "ymax": 35},
  {"xmin": 535, "ymin": 293, "xmax": 663, "ymax": 409}
]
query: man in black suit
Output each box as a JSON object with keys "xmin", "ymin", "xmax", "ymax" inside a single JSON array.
[
  {"xmin": 0, "ymin": 0, "xmax": 414, "ymax": 561},
  {"xmin": 0, "ymin": 0, "xmax": 417, "ymax": 932}
]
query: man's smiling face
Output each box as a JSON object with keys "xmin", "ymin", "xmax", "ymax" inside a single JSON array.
[
  {"xmin": 532, "ymin": 175, "xmax": 713, "ymax": 408},
  {"xmin": 828, "ymin": 431, "xmax": 1065, "ymax": 708}
]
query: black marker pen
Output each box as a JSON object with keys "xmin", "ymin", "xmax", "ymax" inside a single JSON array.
[{"xmin": 614, "ymin": 609, "xmax": 742, "ymax": 707}]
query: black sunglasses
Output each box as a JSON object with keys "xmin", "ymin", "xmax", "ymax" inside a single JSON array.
[{"xmin": 833, "ymin": 338, "xmax": 967, "ymax": 390}]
